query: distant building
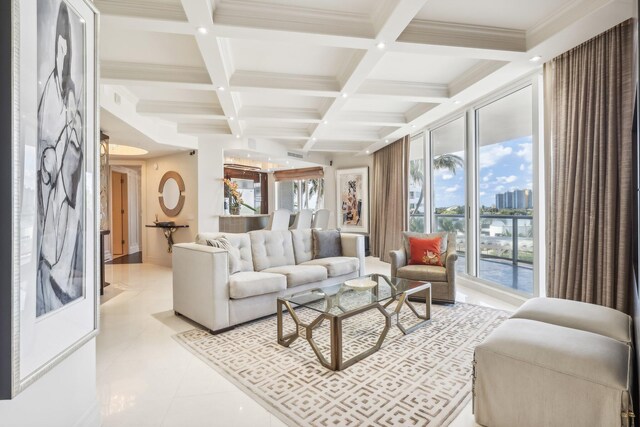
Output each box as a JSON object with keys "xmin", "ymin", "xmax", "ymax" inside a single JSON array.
[{"xmin": 495, "ymin": 189, "xmax": 533, "ymax": 209}]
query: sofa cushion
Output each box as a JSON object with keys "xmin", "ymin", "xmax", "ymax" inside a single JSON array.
[
  {"xmin": 408, "ymin": 236, "xmax": 444, "ymax": 266},
  {"xmin": 196, "ymin": 232, "xmax": 254, "ymax": 272},
  {"xmin": 301, "ymin": 257, "xmax": 359, "ymax": 277},
  {"xmin": 206, "ymin": 237, "xmax": 242, "ymax": 274},
  {"xmin": 229, "ymin": 272, "xmax": 287, "ymax": 299},
  {"xmin": 249, "ymin": 230, "xmax": 295, "ymax": 271},
  {"xmin": 262, "ymin": 265, "xmax": 327, "ymax": 287},
  {"xmin": 312, "ymin": 229, "xmax": 342, "ymax": 259},
  {"xmin": 396, "ymin": 265, "xmax": 446, "ymax": 282},
  {"xmin": 402, "ymin": 231, "xmax": 448, "ymax": 259},
  {"xmin": 291, "ymin": 229, "xmax": 313, "ymax": 264},
  {"xmin": 511, "ymin": 297, "xmax": 632, "ymax": 345}
]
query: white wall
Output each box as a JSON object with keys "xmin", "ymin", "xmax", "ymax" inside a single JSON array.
[
  {"xmin": 197, "ymin": 142, "xmax": 225, "ymax": 232},
  {"xmin": 0, "ymin": 340, "xmax": 100, "ymax": 427},
  {"xmin": 324, "ymin": 154, "xmax": 374, "ymax": 230},
  {"xmin": 145, "ymin": 151, "xmax": 199, "ymax": 267}
]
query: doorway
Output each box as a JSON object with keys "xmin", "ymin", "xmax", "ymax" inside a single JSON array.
[{"xmin": 111, "ymin": 170, "xmax": 129, "ymax": 258}]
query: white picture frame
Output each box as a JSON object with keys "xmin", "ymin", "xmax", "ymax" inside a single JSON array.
[
  {"xmin": 2, "ymin": 0, "xmax": 100, "ymax": 399},
  {"xmin": 336, "ymin": 167, "xmax": 369, "ymax": 234}
]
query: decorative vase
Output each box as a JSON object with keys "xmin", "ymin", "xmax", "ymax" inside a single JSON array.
[{"xmin": 229, "ymin": 205, "xmax": 240, "ymax": 215}]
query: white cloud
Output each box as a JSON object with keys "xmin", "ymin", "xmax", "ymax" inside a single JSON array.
[
  {"xmin": 480, "ymin": 192, "xmax": 486, "ymax": 196},
  {"xmin": 517, "ymin": 143, "xmax": 532, "ymax": 163},
  {"xmin": 482, "ymin": 171, "xmax": 493, "ymax": 182},
  {"xmin": 480, "ymin": 183, "xmax": 489, "ymax": 190},
  {"xmin": 445, "ymin": 185, "xmax": 460, "ymax": 193},
  {"xmin": 480, "ymin": 145, "xmax": 512, "ymax": 169},
  {"xmin": 442, "ymin": 173, "xmax": 454, "ymax": 181},
  {"xmin": 520, "ymin": 163, "xmax": 525, "ymax": 171},
  {"xmin": 496, "ymin": 175, "xmax": 517, "ymax": 184},
  {"xmin": 494, "ymin": 185, "xmax": 506, "ymax": 192}
]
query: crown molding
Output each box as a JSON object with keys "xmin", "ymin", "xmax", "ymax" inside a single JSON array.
[
  {"xmin": 137, "ymin": 101, "xmax": 226, "ymax": 118},
  {"xmin": 177, "ymin": 122, "xmax": 231, "ymax": 135},
  {"xmin": 357, "ymin": 79, "xmax": 449, "ymax": 102},
  {"xmin": 399, "ymin": 20, "xmax": 527, "ymax": 52},
  {"xmin": 214, "ymin": 0, "xmax": 375, "ymax": 39},
  {"xmin": 448, "ymin": 60, "xmax": 510, "ymax": 97},
  {"xmin": 101, "ymin": 61, "xmax": 212, "ymax": 88},
  {"xmin": 94, "ymin": 0, "xmax": 187, "ymax": 21},
  {"xmin": 230, "ymin": 70, "xmax": 341, "ymax": 96}
]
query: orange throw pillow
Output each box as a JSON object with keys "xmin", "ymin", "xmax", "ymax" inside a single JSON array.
[{"xmin": 408, "ymin": 236, "xmax": 444, "ymax": 266}]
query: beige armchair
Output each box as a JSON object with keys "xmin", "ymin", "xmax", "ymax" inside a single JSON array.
[{"xmin": 389, "ymin": 232, "xmax": 458, "ymax": 304}]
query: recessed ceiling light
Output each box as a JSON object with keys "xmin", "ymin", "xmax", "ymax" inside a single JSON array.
[
  {"xmin": 197, "ymin": 26, "xmax": 208, "ymax": 35},
  {"xmin": 235, "ymin": 134, "xmax": 240, "ymax": 138},
  {"xmin": 365, "ymin": 150, "xmax": 370, "ymax": 154},
  {"xmin": 312, "ymin": 137, "xmax": 317, "ymax": 141},
  {"xmin": 286, "ymin": 160, "xmax": 290, "ymax": 164},
  {"xmin": 268, "ymin": 157, "xmax": 271, "ymax": 161},
  {"xmin": 217, "ymin": 86, "xmax": 225, "ymax": 91},
  {"xmin": 384, "ymin": 139, "xmax": 389, "ymax": 143},
  {"xmin": 341, "ymin": 93, "xmax": 348, "ymax": 98},
  {"xmin": 411, "ymin": 124, "xmax": 416, "ymax": 128},
  {"xmin": 529, "ymin": 55, "xmax": 542, "ymax": 62},
  {"xmin": 80, "ymin": 18, "xmax": 86, "ymax": 24},
  {"xmin": 247, "ymin": 153, "xmax": 251, "ymax": 158},
  {"xmin": 323, "ymin": 120, "xmax": 328, "ymax": 124},
  {"xmin": 453, "ymin": 100, "xmax": 461, "ymax": 104},
  {"xmin": 229, "ymin": 116, "xmax": 235, "ymax": 121},
  {"xmin": 376, "ymin": 42, "xmax": 385, "ymax": 49}
]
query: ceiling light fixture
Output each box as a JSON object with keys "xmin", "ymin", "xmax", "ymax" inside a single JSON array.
[
  {"xmin": 384, "ymin": 139, "xmax": 389, "ymax": 143},
  {"xmin": 323, "ymin": 120, "xmax": 328, "ymax": 124},
  {"xmin": 247, "ymin": 153, "xmax": 251, "ymax": 158},
  {"xmin": 235, "ymin": 134, "xmax": 240, "ymax": 138},
  {"xmin": 453, "ymin": 100, "xmax": 461, "ymax": 105},
  {"xmin": 197, "ymin": 26, "xmax": 208, "ymax": 35},
  {"xmin": 529, "ymin": 55, "xmax": 542, "ymax": 62},
  {"xmin": 217, "ymin": 86, "xmax": 225, "ymax": 91},
  {"xmin": 312, "ymin": 137, "xmax": 317, "ymax": 141},
  {"xmin": 365, "ymin": 150, "xmax": 370, "ymax": 154},
  {"xmin": 341, "ymin": 93, "xmax": 348, "ymax": 98},
  {"xmin": 229, "ymin": 116, "xmax": 235, "ymax": 121},
  {"xmin": 376, "ymin": 42, "xmax": 385, "ymax": 49},
  {"xmin": 109, "ymin": 144, "xmax": 148, "ymax": 156},
  {"xmin": 411, "ymin": 124, "xmax": 416, "ymax": 128}
]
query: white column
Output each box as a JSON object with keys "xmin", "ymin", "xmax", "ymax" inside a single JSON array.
[{"xmin": 197, "ymin": 142, "xmax": 225, "ymax": 232}]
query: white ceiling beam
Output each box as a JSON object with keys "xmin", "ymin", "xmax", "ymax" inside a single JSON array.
[
  {"xmin": 182, "ymin": 0, "xmax": 243, "ymax": 136},
  {"xmin": 137, "ymin": 100, "xmax": 226, "ymax": 120},
  {"xmin": 101, "ymin": 15, "xmax": 194, "ymax": 35},
  {"xmin": 101, "ymin": 61, "xmax": 212, "ymax": 90},
  {"xmin": 357, "ymin": 80, "xmax": 449, "ymax": 103},
  {"xmin": 177, "ymin": 122, "xmax": 230, "ymax": 135},
  {"xmin": 94, "ymin": 0, "xmax": 188, "ymax": 21},
  {"xmin": 303, "ymin": 0, "xmax": 430, "ymax": 151},
  {"xmin": 334, "ymin": 111, "xmax": 407, "ymax": 127},
  {"xmin": 244, "ymin": 127, "xmax": 310, "ymax": 140}
]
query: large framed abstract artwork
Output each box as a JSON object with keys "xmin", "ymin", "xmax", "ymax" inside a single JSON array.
[
  {"xmin": 1, "ymin": 0, "xmax": 99, "ymax": 399},
  {"xmin": 336, "ymin": 167, "xmax": 369, "ymax": 234}
]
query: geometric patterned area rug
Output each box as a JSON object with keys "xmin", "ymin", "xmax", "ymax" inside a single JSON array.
[{"xmin": 174, "ymin": 302, "xmax": 510, "ymax": 427}]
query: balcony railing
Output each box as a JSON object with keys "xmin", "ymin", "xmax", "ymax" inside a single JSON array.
[{"xmin": 409, "ymin": 213, "xmax": 533, "ymax": 267}]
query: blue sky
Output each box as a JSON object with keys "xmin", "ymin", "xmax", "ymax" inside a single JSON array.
[{"xmin": 431, "ymin": 136, "xmax": 533, "ymax": 209}]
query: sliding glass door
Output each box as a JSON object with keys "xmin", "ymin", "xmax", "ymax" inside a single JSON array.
[
  {"xmin": 422, "ymin": 78, "xmax": 540, "ymax": 296},
  {"xmin": 475, "ymin": 85, "xmax": 534, "ymax": 295},
  {"xmin": 431, "ymin": 117, "xmax": 466, "ymax": 274}
]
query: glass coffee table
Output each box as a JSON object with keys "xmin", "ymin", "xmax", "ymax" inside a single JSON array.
[{"xmin": 277, "ymin": 274, "xmax": 431, "ymax": 371}]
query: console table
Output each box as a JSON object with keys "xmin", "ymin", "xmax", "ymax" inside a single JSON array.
[{"xmin": 146, "ymin": 224, "xmax": 189, "ymax": 253}]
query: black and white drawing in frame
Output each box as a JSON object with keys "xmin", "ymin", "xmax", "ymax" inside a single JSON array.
[{"xmin": 36, "ymin": 0, "xmax": 85, "ymax": 316}]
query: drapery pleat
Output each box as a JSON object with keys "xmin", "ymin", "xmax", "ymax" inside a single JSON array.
[
  {"xmin": 370, "ymin": 136, "xmax": 409, "ymax": 263},
  {"xmin": 545, "ymin": 19, "xmax": 635, "ymax": 313}
]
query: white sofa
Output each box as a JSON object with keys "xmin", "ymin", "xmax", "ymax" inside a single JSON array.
[{"xmin": 172, "ymin": 229, "xmax": 366, "ymax": 333}]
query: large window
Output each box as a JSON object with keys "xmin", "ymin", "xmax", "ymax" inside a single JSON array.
[
  {"xmin": 476, "ymin": 85, "xmax": 533, "ymax": 294},
  {"xmin": 414, "ymin": 78, "xmax": 540, "ymax": 296},
  {"xmin": 409, "ymin": 136, "xmax": 425, "ymax": 232},
  {"xmin": 276, "ymin": 178, "xmax": 324, "ymax": 212},
  {"xmin": 431, "ymin": 116, "xmax": 466, "ymax": 272}
]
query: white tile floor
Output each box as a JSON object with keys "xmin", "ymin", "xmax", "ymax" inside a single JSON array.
[{"xmin": 99, "ymin": 257, "xmax": 516, "ymax": 427}]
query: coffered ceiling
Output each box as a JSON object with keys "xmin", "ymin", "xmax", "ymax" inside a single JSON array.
[{"xmin": 97, "ymin": 0, "xmax": 633, "ymax": 157}]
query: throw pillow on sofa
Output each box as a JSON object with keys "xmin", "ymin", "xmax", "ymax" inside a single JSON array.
[
  {"xmin": 408, "ymin": 236, "xmax": 444, "ymax": 266},
  {"xmin": 402, "ymin": 231, "xmax": 448, "ymax": 261},
  {"xmin": 312, "ymin": 229, "xmax": 342, "ymax": 259},
  {"xmin": 206, "ymin": 237, "xmax": 242, "ymax": 274}
]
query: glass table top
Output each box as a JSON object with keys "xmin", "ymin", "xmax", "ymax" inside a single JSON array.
[{"xmin": 281, "ymin": 274, "xmax": 430, "ymax": 315}]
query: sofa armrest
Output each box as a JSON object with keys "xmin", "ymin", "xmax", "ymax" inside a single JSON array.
[
  {"xmin": 172, "ymin": 243, "xmax": 230, "ymax": 332},
  {"xmin": 340, "ymin": 233, "xmax": 366, "ymax": 275},
  {"xmin": 389, "ymin": 249, "xmax": 407, "ymax": 277},
  {"xmin": 444, "ymin": 246, "xmax": 458, "ymax": 295}
]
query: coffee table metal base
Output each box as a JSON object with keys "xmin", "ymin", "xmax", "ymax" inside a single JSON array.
[{"xmin": 277, "ymin": 284, "xmax": 431, "ymax": 371}]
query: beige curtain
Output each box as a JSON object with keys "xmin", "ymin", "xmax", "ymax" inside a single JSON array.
[
  {"xmin": 370, "ymin": 136, "xmax": 409, "ymax": 263},
  {"xmin": 546, "ymin": 19, "xmax": 635, "ymax": 313}
]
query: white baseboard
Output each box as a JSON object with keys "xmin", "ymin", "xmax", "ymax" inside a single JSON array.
[
  {"xmin": 73, "ymin": 398, "xmax": 101, "ymax": 427},
  {"xmin": 104, "ymin": 250, "xmax": 112, "ymax": 262},
  {"xmin": 457, "ymin": 275, "xmax": 528, "ymax": 307},
  {"xmin": 128, "ymin": 244, "xmax": 140, "ymax": 254}
]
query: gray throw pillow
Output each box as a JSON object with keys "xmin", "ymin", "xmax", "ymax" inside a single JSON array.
[
  {"xmin": 206, "ymin": 237, "xmax": 242, "ymax": 274},
  {"xmin": 312, "ymin": 229, "xmax": 342, "ymax": 259}
]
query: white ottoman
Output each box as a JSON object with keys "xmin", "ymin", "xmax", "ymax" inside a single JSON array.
[
  {"xmin": 473, "ymin": 319, "xmax": 633, "ymax": 427},
  {"xmin": 511, "ymin": 297, "xmax": 632, "ymax": 344}
]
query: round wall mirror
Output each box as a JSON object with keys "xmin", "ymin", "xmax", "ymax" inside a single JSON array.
[{"xmin": 158, "ymin": 171, "xmax": 185, "ymax": 217}]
